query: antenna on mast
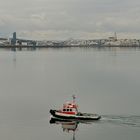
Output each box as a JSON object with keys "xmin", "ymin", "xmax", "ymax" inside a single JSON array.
[{"xmin": 72, "ymin": 95, "xmax": 76, "ymax": 103}]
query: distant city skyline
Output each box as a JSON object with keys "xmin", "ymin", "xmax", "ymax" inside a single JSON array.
[{"xmin": 0, "ymin": 0, "xmax": 140, "ymax": 40}]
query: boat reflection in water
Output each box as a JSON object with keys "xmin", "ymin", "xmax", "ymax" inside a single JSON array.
[
  {"xmin": 50, "ymin": 117, "xmax": 78, "ymax": 140},
  {"xmin": 50, "ymin": 117, "xmax": 98, "ymax": 140},
  {"xmin": 50, "ymin": 117, "xmax": 78, "ymax": 132}
]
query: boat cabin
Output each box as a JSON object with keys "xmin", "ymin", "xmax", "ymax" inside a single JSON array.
[{"xmin": 61, "ymin": 102, "xmax": 78, "ymax": 115}]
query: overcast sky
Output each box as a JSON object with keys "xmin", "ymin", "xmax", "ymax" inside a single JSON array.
[{"xmin": 0, "ymin": 0, "xmax": 140, "ymax": 40}]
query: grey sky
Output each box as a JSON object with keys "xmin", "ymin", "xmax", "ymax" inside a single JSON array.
[{"xmin": 0, "ymin": 0, "xmax": 140, "ymax": 40}]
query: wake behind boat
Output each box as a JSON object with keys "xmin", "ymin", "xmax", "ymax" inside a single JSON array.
[{"xmin": 50, "ymin": 95, "xmax": 101, "ymax": 121}]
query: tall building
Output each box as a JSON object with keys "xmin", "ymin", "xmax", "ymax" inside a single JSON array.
[{"xmin": 11, "ymin": 32, "xmax": 16, "ymax": 45}]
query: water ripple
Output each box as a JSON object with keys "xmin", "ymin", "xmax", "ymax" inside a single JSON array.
[{"xmin": 100, "ymin": 115, "xmax": 140, "ymax": 128}]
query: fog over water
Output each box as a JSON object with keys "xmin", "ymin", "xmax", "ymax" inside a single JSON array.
[{"xmin": 0, "ymin": 47, "xmax": 140, "ymax": 140}]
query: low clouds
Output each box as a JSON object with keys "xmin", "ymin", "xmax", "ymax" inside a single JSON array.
[{"xmin": 0, "ymin": 0, "xmax": 140, "ymax": 40}]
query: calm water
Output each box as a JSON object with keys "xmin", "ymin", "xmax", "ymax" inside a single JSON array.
[{"xmin": 0, "ymin": 47, "xmax": 140, "ymax": 140}]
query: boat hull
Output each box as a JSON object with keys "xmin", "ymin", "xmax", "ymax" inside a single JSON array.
[{"xmin": 50, "ymin": 109, "xmax": 101, "ymax": 121}]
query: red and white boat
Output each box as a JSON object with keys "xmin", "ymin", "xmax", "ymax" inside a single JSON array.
[{"xmin": 50, "ymin": 96, "xmax": 101, "ymax": 121}]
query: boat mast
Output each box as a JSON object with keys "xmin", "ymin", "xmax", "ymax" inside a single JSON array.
[{"xmin": 72, "ymin": 95, "xmax": 78, "ymax": 112}]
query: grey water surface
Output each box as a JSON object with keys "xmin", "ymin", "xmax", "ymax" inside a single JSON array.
[{"xmin": 0, "ymin": 47, "xmax": 140, "ymax": 140}]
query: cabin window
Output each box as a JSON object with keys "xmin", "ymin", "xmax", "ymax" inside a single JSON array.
[
  {"xmin": 70, "ymin": 109, "xmax": 72, "ymax": 111},
  {"xmin": 67, "ymin": 109, "xmax": 69, "ymax": 111},
  {"xmin": 63, "ymin": 109, "xmax": 66, "ymax": 112}
]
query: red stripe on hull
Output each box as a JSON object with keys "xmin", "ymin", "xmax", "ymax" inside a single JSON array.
[{"xmin": 59, "ymin": 111, "xmax": 76, "ymax": 115}]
